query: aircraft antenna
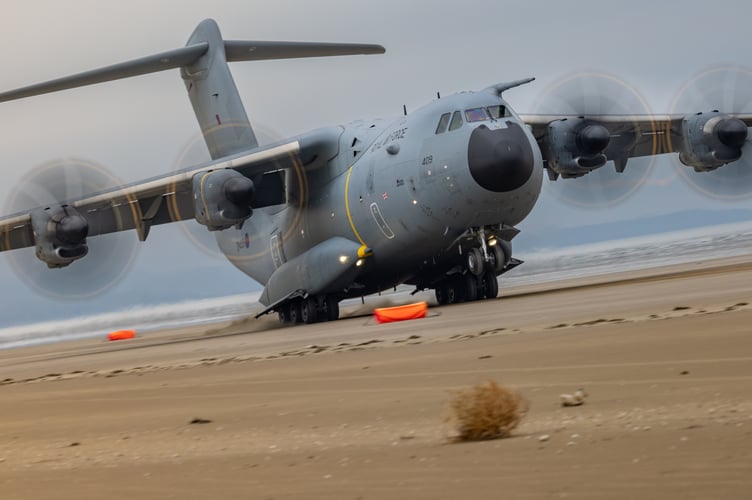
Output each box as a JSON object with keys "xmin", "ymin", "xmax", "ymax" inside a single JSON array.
[
  {"xmin": 403, "ymin": 104, "xmax": 407, "ymax": 116},
  {"xmin": 437, "ymin": 92, "xmax": 441, "ymax": 99}
]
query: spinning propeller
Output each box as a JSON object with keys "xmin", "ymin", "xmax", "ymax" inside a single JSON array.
[
  {"xmin": 532, "ymin": 72, "xmax": 656, "ymax": 208},
  {"xmin": 670, "ymin": 66, "xmax": 752, "ymax": 199},
  {"xmin": 171, "ymin": 122, "xmax": 287, "ymax": 259},
  {"xmin": 5, "ymin": 159, "xmax": 138, "ymax": 299}
]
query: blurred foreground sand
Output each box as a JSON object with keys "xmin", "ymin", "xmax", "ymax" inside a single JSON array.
[{"xmin": 1, "ymin": 257, "xmax": 751, "ymax": 499}]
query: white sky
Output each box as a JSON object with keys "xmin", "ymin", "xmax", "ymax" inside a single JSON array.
[{"xmin": 1, "ymin": 0, "xmax": 752, "ymax": 326}]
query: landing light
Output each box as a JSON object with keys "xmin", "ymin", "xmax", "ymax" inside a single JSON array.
[
  {"xmin": 356, "ymin": 258, "xmax": 365, "ymax": 267},
  {"xmin": 488, "ymin": 236, "xmax": 498, "ymax": 246},
  {"xmin": 339, "ymin": 255, "xmax": 349, "ymax": 264}
]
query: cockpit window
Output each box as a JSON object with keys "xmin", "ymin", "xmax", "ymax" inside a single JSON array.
[
  {"xmin": 465, "ymin": 107, "xmax": 489, "ymax": 122},
  {"xmin": 487, "ymin": 105, "xmax": 509, "ymax": 119},
  {"xmin": 435, "ymin": 112, "xmax": 451, "ymax": 134},
  {"xmin": 448, "ymin": 110, "xmax": 463, "ymax": 131}
]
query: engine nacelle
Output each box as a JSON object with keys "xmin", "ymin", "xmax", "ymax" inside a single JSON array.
[
  {"xmin": 192, "ymin": 169, "xmax": 256, "ymax": 231},
  {"xmin": 30, "ymin": 205, "xmax": 89, "ymax": 268},
  {"xmin": 546, "ymin": 118, "xmax": 611, "ymax": 177},
  {"xmin": 678, "ymin": 111, "xmax": 748, "ymax": 171}
]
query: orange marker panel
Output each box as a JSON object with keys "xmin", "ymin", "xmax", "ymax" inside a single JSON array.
[
  {"xmin": 373, "ymin": 302, "xmax": 428, "ymax": 323},
  {"xmin": 107, "ymin": 329, "xmax": 136, "ymax": 341}
]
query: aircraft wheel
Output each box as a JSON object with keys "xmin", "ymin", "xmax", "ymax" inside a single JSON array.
[
  {"xmin": 445, "ymin": 280, "xmax": 459, "ymax": 304},
  {"xmin": 322, "ymin": 295, "xmax": 340, "ymax": 321},
  {"xmin": 278, "ymin": 306, "xmax": 292, "ymax": 324},
  {"xmin": 489, "ymin": 245, "xmax": 505, "ymax": 273},
  {"xmin": 448, "ymin": 276, "xmax": 466, "ymax": 303},
  {"xmin": 486, "ymin": 245, "xmax": 504, "ymax": 273},
  {"xmin": 435, "ymin": 282, "xmax": 449, "ymax": 305},
  {"xmin": 300, "ymin": 297, "xmax": 319, "ymax": 324},
  {"xmin": 288, "ymin": 300, "xmax": 302, "ymax": 324},
  {"xmin": 481, "ymin": 271, "xmax": 499, "ymax": 299},
  {"xmin": 466, "ymin": 248, "xmax": 484, "ymax": 276},
  {"xmin": 463, "ymin": 274, "xmax": 479, "ymax": 301}
]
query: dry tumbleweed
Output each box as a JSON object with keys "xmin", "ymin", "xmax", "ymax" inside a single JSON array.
[{"xmin": 449, "ymin": 381, "xmax": 528, "ymax": 441}]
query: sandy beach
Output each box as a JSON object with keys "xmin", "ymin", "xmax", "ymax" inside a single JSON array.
[{"xmin": 1, "ymin": 256, "xmax": 751, "ymax": 499}]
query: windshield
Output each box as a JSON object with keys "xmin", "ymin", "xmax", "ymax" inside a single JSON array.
[
  {"xmin": 487, "ymin": 105, "xmax": 509, "ymax": 119},
  {"xmin": 464, "ymin": 107, "xmax": 489, "ymax": 122}
]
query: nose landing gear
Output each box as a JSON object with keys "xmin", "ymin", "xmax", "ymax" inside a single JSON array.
[{"xmin": 433, "ymin": 235, "xmax": 514, "ymax": 306}]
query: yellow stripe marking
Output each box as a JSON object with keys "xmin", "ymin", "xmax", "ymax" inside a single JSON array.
[{"xmin": 344, "ymin": 166, "xmax": 366, "ymax": 246}]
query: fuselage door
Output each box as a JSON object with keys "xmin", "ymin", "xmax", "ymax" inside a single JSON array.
[{"xmin": 270, "ymin": 233, "xmax": 286, "ymax": 269}]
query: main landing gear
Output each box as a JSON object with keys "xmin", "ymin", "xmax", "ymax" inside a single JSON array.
[
  {"xmin": 434, "ymin": 270, "xmax": 499, "ymax": 305},
  {"xmin": 433, "ymin": 239, "xmax": 507, "ymax": 306},
  {"xmin": 278, "ymin": 295, "xmax": 340, "ymax": 325}
]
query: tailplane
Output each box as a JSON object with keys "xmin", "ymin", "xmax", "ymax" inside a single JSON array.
[{"xmin": 0, "ymin": 19, "xmax": 384, "ymax": 159}]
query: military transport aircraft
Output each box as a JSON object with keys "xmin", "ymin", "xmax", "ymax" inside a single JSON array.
[{"xmin": 1, "ymin": 19, "xmax": 750, "ymax": 324}]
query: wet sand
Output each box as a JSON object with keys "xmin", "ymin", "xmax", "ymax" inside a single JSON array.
[{"xmin": 1, "ymin": 256, "xmax": 751, "ymax": 499}]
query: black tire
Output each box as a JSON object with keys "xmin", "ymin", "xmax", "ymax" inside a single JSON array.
[
  {"xmin": 435, "ymin": 282, "xmax": 449, "ymax": 305},
  {"xmin": 288, "ymin": 300, "xmax": 302, "ymax": 324},
  {"xmin": 278, "ymin": 306, "xmax": 292, "ymax": 324},
  {"xmin": 490, "ymin": 245, "xmax": 505, "ymax": 273},
  {"xmin": 463, "ymin": 274, "xmax": 479, "ymax": 301},
  {"xmin": 323, "ymin": 295, "xmax": 340, "ymax": 321},
  {"xmin": 466, "ymin": 248, "xmax": 484, "ymax": 276},
  {"xmin": 300, "ymin": 297, "xmax": 319, "ymax": 324},
  {"xmin": 446, "ymin": 280, "xmax": 460, "ymax": 304},
  {"xmin": 481, "ymin": 271, "xmax": 499, "ymax": 299}
]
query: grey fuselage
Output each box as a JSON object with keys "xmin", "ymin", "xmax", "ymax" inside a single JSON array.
[{"xmin": 215, "ymin": 89, "xmax": 544, "ymax": 297}]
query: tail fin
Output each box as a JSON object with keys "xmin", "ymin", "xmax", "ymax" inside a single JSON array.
[
  {"xmin": 0, "ymin": 18, "xmax": 384, "ymax": 159},
  {"xmin": 182, "ymin": 19, "xmax": 257, "ymax": 159}
]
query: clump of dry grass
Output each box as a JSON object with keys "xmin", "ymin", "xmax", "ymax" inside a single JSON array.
[{"xmin": 448, "ymin": 381, "xmax": 528, "ymax": 441}]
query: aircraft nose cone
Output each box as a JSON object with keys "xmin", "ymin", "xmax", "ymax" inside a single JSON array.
[{"xmin": 467, "ymin": 123, "xmax": 535, "ymax": 192}]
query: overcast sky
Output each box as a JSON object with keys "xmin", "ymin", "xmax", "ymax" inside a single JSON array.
[{"xmin": 2, "ymin": 0, "xmax": 752, "ymax": 327}]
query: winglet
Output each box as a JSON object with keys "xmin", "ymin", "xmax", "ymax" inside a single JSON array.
[{"xmin": 487, "ymin": 77, "xmax": 535, "ymax": 96}]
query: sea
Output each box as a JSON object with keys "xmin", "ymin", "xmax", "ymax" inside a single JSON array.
[{"xmin": 2, "ymin": 221, "xmax": 752, "ymax": 350}]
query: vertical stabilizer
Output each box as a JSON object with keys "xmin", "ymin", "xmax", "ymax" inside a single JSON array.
[{"xmin": 182, "ymin": 19, "xmax": 258, "ymax": 159}]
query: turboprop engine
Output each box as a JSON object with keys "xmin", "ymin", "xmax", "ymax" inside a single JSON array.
[
  {"xmin": 546, "ymin": 118, "xmax": 611, "ymax": 177},
  {"xmin": 192, "ymin": 169, "xmax": 256, "ymax": 231},
  {"xmin": 677, "ymin": 111, "xmax": 748, "ymax": 171},
  {"xmin": 30, "ymin": 205, "xmax": 89, "ymax": 268}
]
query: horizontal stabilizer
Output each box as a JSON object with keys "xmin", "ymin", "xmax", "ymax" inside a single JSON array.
[
  {"xmin": 224, "ymin": 40, "xmax": 385, "ymax": 62},
  {"xmin": 0, "ymin": 43, "xmax": 210, "ymax": 103},
  {"xmin": 0, "ymin": 37, "xmax": 384, "ymax": 105}
]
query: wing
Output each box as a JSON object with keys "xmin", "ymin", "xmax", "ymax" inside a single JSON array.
[
  {"xmin": 0, "ymin": 127, "xmax": 341, "ymax": 253},
  {"xmin": 520, "ymin": 113, "xmax": 752, "ymax": 178}
]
